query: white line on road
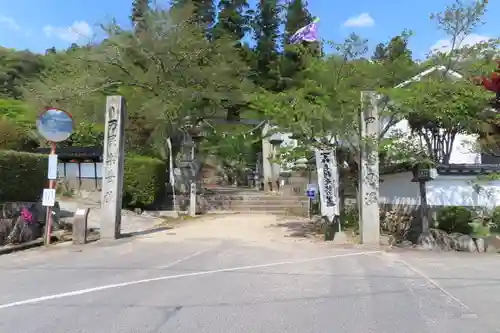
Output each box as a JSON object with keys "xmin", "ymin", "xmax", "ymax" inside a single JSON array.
[
  {"xmin": 0, "ymin": 250, "xmax": 379, "ymax": 310},
  {"xmin": 395, "ymin": 257, "xmax": 472, "ymax": 312},
  {"xmin": 155, "ymin": 249, "xmax": 212, "ymax": 270}
]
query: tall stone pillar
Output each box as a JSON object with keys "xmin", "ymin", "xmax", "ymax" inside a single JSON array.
[
  {"xmin": 269, "ymin": 131, "xmax": 284, "ymax": 190},
  {"xmin": 101, "ymin": 96, "xmax": 126, "ymax": 240},
  {"xmin": 359, "ymin": 91, "xmax": 380, "ymax": 245},
  {"xmin": 261, "ymin": 122, "xmax": 273, "ymax": 191}
]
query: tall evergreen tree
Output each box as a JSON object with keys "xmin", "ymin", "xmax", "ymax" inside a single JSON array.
[
  {"xmin": 253, "ymin": 0, "xmax": 282, "ymax": 91},
  {"xmin": 372, "ymin": 33, "xmax": 416, "ymax": 88},
  {"xmin": 284, "ymin": 0, "xmax": 311, "ymax": 43},
  {"xmin": 131, "ymin": 0, "xmax": 150, "ymax": 32},
  {"xmin": 371, "ymin": 43, "xmax": 387, "ymax": 62},
  {"xmin": 372, "ymin": 35, "xmax": 413, "ymax": 63},
  {"xmin": 212, "ymin": 0, "xmax": 250, "ymax": 42},
  {"xmin": 281, "ymin": 0, "xmax": 319, "ymax": 88},
  {"xmin": 212, "ymin": 0, "xmax": 253, "ymax": 122},
  {"xmin": 171, "ymin": 0, "xmax": 215, "ymax": 31},
  {"xmin": 386, "ymin": 35, "xmax": 413, "ymax": 62}
]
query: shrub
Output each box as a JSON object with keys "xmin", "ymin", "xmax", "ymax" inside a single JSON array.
[
  {"xmin": 123, "ymin": 154, "xmax": 166, "ymax": 208},
  {"xmin": 0, "ymin": 118, "xmax": 35, "ymax": 151},
  {"xmin": 436, "ymin": 206, "xmax": 472, "ymax": 234},
  {"xmin": 342, "ymin": 205, "xmax": 359, "ymax": 231},
  {"xmin": 0, "ymin": 150, "xmax": 47, "ymax": 202},
  {"xmin": 0, "ymin": 99, "xmax": 36, "ymax": 126},
  {"xmin": 381, "ymin": 209, "xmax": 414, "ymax": 237},
  {"xmin": 490, "ymin": 206, "xmax": 500, "ymax": 233}
]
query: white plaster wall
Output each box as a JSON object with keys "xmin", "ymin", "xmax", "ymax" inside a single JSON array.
[
  {"xmin": 380, "ymin": 172, "xmax": 500, "ymax": 208},
  {"xmin": 379, "ymin": 172, "xmax": 419, "ymax": 206},
  {"xmin": 427, "ymin": 177, "xmax": 500, "ymax": 208},
  {"xmin": 448, "ymin": 133, "xmax": 481, "ymax": 164}
]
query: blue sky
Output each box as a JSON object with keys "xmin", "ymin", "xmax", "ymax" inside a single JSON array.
[{"xmin": 0, "ymin": 0, "xmax": 499, "ymax": 59}]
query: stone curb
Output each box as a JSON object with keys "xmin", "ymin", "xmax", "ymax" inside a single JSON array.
[
  {"xmin": 0, "ymin": 239, "xmax": 44, "ymax": 255},
  {"xmin": 0, "ymin": 230, "xmax": 71, "ymax": 256}
]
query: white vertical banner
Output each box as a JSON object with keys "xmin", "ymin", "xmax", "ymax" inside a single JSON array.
[{"xmin": 315, "ymin": 148, "xmax": 340, "ymax": 222}]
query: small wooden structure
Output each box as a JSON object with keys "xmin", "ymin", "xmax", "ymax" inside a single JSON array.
[{"xmin": 36, "ymin": 147, "xmax": 103, "ymax": 190}]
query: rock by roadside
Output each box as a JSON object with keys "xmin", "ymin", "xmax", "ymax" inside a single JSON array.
[{"xmin": 416, "ymin": 228, "xmax": 500, "ymax": 253}]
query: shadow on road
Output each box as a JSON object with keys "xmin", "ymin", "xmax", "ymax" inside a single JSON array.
[
  {"xmin": 120, "ymin": 226, "xmax": 173, "ymax": 238},
  {"xmin": 267, "ymin": 220, "xmax": 322, "ymax": 239}
]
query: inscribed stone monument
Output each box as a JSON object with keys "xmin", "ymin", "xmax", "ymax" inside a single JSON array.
[
  {"xmin": 101, "ymin": 96, "xmax": 126, "ymax": 240},
  {"xmin": 359, "ymin": 91, "xmax": 380, "ymax": 245},
  {"xmin": 261, "ymin": 122, "xmax": 273, "ymax": 191}
]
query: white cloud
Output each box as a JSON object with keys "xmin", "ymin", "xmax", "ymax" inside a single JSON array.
[
  {"xmin": 429, "ymin": 33, "xmax": 491, "ymax": 53},
  {"xmin": 0, "ymin": 15, "xmax": 20, "ymax": 30},
  {"xmin": 343, "ymin": 13, "xmax": 375, "ymax": 28},
  {"xmin": 43, "ymin": 20, "xmax": 93, "ymax": 43}
]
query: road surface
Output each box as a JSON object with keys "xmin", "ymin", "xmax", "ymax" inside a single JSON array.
[{"xmin": 0, "ymin": 214, "xmax": 499, "ymax": 333}]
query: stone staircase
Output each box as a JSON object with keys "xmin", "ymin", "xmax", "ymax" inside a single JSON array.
[{"xmin": 200, "ymin": 187, "xmax": 309, "ymax": 216}]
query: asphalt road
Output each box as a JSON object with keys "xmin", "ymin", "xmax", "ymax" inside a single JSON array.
[{"xmin": 0, "ymin": 217, "xmax": 499, "ymax": 332}]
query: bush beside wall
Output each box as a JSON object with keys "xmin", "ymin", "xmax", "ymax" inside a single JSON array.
[
  {"xmin": 0, "ymin": 150, "xmax": 47, "ymax": 202},
  {"xmin": 123, "ymin": 154, "xmax": 166, "ymax": 208},
  {"xmin": 436, "ymin": 206, "xmax": 473, "ymax": 234}
]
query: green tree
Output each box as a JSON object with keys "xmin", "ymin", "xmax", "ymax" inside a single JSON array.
[
  {"xmin": 369, "ymin": 31, "xmax": 418, "ymax": 89},
  {"xmin": 0, "ymin": 99, "xmax": 38, "ymax": 150},
  {"xmin": 253, "ymin": 0, "xmax": 281, "ymax": 90},
  {"xmin": 382, "ymin": 0, "xmax": 494, "ymax": 164},
  {"xmin": 253, "ymin": 35, "xmax": 370, "ymax": 152},
  {"xmin": 0, "ymin": 98, "xmax": 36, "ymax": 126},
  {"xmin": 281, "ymin": 0, "xmax": 320, "ymax": 88},
  {"xmin": 200, "ymin": 129, "xmax": 260, "ymax": 183},
  {"xmin": 212, "ymin": 0, "xmax": 251, "ymax": 42},
  {"xmin": 0, "ymin": 48, "xmax": 45, "ymax": 99},
  {"xmin": 131, "ymin": 0, "xmax": 151, "ymax": 32},
  {"xmin": 171, "ymin": 0, "xmax": 215, "ymax": 31},
  {"xmin": 371, "ymin": 43, "xmax": 387, "ymax": 62},
  {"xmin": 283, "ymin": 0, "xmax": 311, "ymax": 42},
  {"xmin": 211, "ymin": 0, "xmax": 254, "ymax": 123},
  {"xmin": 27, "ymin": 7, "xmax": 250, "ymax": 160},
  {"xmin": 385, "ymin": 35, "xmax": 413, "ymax": 62},
  {"xmin": 429, "ymin": 0, "xmax": 489, "ymax": 70},
  {"xmin": 254, "ymin": 34, "xmax": 426, "ymax": 175},
  {"xmin": 387, "ymin": 77, "xmax": 490, "ymax": 164}
]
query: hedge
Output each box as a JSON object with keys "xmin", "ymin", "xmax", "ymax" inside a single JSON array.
[
  {"xmin": 436, "ymin": 206, "xmax": 472, "ymax": 234},
  {"xmin": 0, "ymin": 150, "xmax": 166, "ymax": 208},
  {"xmin": 0, "ymin": 150, "xmax": 47, "ymax": 202},
  {"xmin": 123, "ymin": 154, "xmax": 166, "ymax": 208}
]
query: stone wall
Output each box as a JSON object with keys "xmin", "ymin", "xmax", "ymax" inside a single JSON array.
[{"xmin": 0, "ymin": 201, "xmax": 62, "ymax": 246}]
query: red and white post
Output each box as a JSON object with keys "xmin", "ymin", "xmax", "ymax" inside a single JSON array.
[{"xmin": 44, "ymin": 141, "xmax": 57, "ymax": 246}]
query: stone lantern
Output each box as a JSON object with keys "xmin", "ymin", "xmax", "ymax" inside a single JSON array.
[
  {"xmin": 295, "ymin": 157, "xmax": 308, "ymax": 170},
  {"xmin": 411, "ymin": 162, "xmax": 437, "ymax": 236},
  {"xmin": 411, "ymin": 164, "xmax": 437, "ymax": 183},
  {"xmin": 269, "ymin": 132, "xmax": 284, "ymax": 145}
]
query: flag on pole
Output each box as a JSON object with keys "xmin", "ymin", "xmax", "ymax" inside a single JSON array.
[{"xmin": 289, "ymin": 17, "xmax": 320, "ymax": 44}]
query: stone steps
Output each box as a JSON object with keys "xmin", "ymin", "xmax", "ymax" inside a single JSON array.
[
  {"xmin": 203, "ymin": 193, "xmax": 309, "ymax": 215},
  {"xmin": 211, "ymin": 209, "xmax": 303, "ymax": 215},
  {"xmin": 207, "ymin": 202, "xmax": 308, "ymax": 210},
  {"xmin": 184, "ymin": 188, "xmax": 310, "ymax": 215},
  {"xmin": 224, "ymin": 195, "xmax": 305, "ymax": 201}
]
